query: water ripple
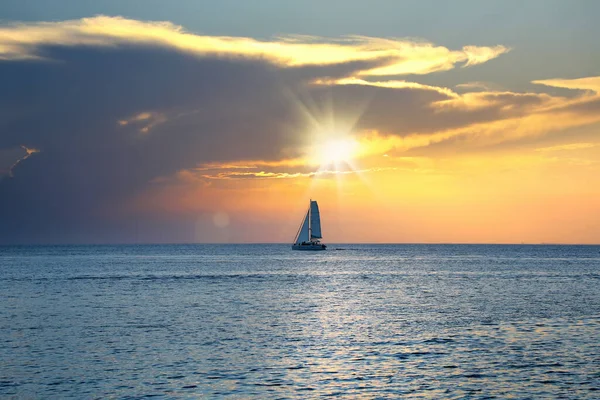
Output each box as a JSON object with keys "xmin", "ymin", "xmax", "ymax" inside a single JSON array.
[{"xmin": 1, "ymin": 244, "xmax": 599, "ymax": 398}]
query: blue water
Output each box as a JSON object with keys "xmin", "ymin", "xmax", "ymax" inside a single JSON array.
[{"xmin": 1, "ymin": 244, "xmax": 599, "ymax": 398}]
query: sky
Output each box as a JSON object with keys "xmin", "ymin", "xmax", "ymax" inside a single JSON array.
[{"xmin": 1, "ymin": 0, "xmax": 599, "ymax": 244}]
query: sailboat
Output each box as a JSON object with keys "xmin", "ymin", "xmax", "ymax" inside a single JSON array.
[{"xmin": 292, "ymin": 200, "xmax": 327, "ymax": 251}]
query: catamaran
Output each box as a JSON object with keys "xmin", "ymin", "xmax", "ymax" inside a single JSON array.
[{"xmin": 292, "ymin": 200, "xmax": 327, "ymax": 251}]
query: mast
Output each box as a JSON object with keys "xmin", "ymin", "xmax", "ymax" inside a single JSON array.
[
  {"xmin": 308, "ymin": 199, "xmax": 312, "ymax": 241},
  {"xmin": 292, "ymin": 213, "xmax": 303, "ymax": 244}
]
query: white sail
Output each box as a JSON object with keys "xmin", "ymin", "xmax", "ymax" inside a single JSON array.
[
  {"xmin": 310, "ymin": 200, "xmax": 322, "ymax": 239},
  {"xmin": 294, "ymin": 209, "xmax": 310, "ymax": 244}
]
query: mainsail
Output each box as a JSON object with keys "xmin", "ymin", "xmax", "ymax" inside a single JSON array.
[{"xmin": 310, "ymin": 200, "xmax": 322, "ymax": 239}]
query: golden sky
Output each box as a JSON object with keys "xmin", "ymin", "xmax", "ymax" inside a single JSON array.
[{"xmin": 0, "ymin": 14, "xmax": 599, "ymax": 244}]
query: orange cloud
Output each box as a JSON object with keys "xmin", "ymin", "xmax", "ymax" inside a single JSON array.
[{"xmin": 532, "ymin": 76, "xmax": 600, "ymax": 94}]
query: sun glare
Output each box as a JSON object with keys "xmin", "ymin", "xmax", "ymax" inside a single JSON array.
[{"xmin": 315, "ymin": 138, "xmax": 358, "ymax": 168}]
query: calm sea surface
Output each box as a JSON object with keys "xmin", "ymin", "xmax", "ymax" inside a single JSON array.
[{"xmin": 1, "ymin": 244, "xmax": 599, "ymax": 398}]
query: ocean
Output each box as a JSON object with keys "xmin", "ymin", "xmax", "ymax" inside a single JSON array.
[{"xmin": 1, "ymin": 244, "xmax": 599, "ymax": 398}]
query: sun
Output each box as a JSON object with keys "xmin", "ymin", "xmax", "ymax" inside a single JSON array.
[{"xmin": 313, "ymin": 138, "xmax": 359, "ymax": 169}]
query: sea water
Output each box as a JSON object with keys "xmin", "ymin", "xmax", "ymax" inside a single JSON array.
[{"xmin": 1, "ymin": 244, "xmax": 599, "ymax": 398}]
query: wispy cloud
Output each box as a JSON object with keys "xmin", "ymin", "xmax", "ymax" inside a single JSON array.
[
  {"xmin": 118, "ymin": 111, "xmax": 167, "ymax": 133},
  {"xmin": 533, "ymin": 76, "xmax": 600, "ymax": 94},
  {"xmin": 166, "ymin": 159, "xmax": 398, "ymax": 181},
  {"xmin": 314, "ymin": 77, "xmax": 459, "ymax": 97},
  {"xmin": 199, "ymin": 167, "xmax": 397, "ymax": 180},
  {"xmin": 461, "ymin": 45, "xmax": 509, "ymax": 67},
  {"xmin": 7, "ymin": 145, "xmax": 40, "ymax": 177},
  {"xmin": 455, "ymin": 81, "xmax": 501, "ymax": 92}
]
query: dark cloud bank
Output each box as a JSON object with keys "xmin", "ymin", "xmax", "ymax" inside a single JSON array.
[{"xmin": 0, "ymin": 42, "xmax": 535, "ymax": 243}]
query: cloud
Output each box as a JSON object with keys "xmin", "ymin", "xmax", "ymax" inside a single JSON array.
[
  {"xmin": 200, "ymin": 168, "xmax": 395, "ymax": 180},
  {"xmin": 315, "ymin": 77, "xmax": 459, "ymax": 98},
  {"xmin": 455, "ymin": 81, "xmax": 502, "ymax": 92},
  {"xmin": 177, "ymin": 160, "xmax": 397, "ymax": 181},
  {"xmin": 118, "ymin": 111, "xmax": 167, "ymax": 133},
  {"xmin": 535, "ymin": 143, "xmax": 599, "ymax": 152},
  {"xmin": 0, "ymin": 145, "xmax": 39, "ymax": 178},
  {"xmin": 0, "ymin": 16, "xmax": 508, "ymax": 76},
  {"xmin": 532, "ymin": 76, "xmax": 600, "ymax": 94},
  {"xmin": 461, "ymin": 45, "xmax": 510, "ymax": 67},
  {"xmin": 0, "ymin": 46, "xmax": 299, "ymax": 242},
  {"xmin": 383, "ymin": 76, "xmax": 600, "ymax": 157}
]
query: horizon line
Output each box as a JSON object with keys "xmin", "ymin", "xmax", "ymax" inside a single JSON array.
[{"xmin": 1, "ymin": 242, "xmax": 599, "ymax": 246}]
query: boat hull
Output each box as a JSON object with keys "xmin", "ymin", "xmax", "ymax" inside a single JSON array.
[{"xmin": 292, "ymin": 243, "xmax": 327, "ymax": 251}]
